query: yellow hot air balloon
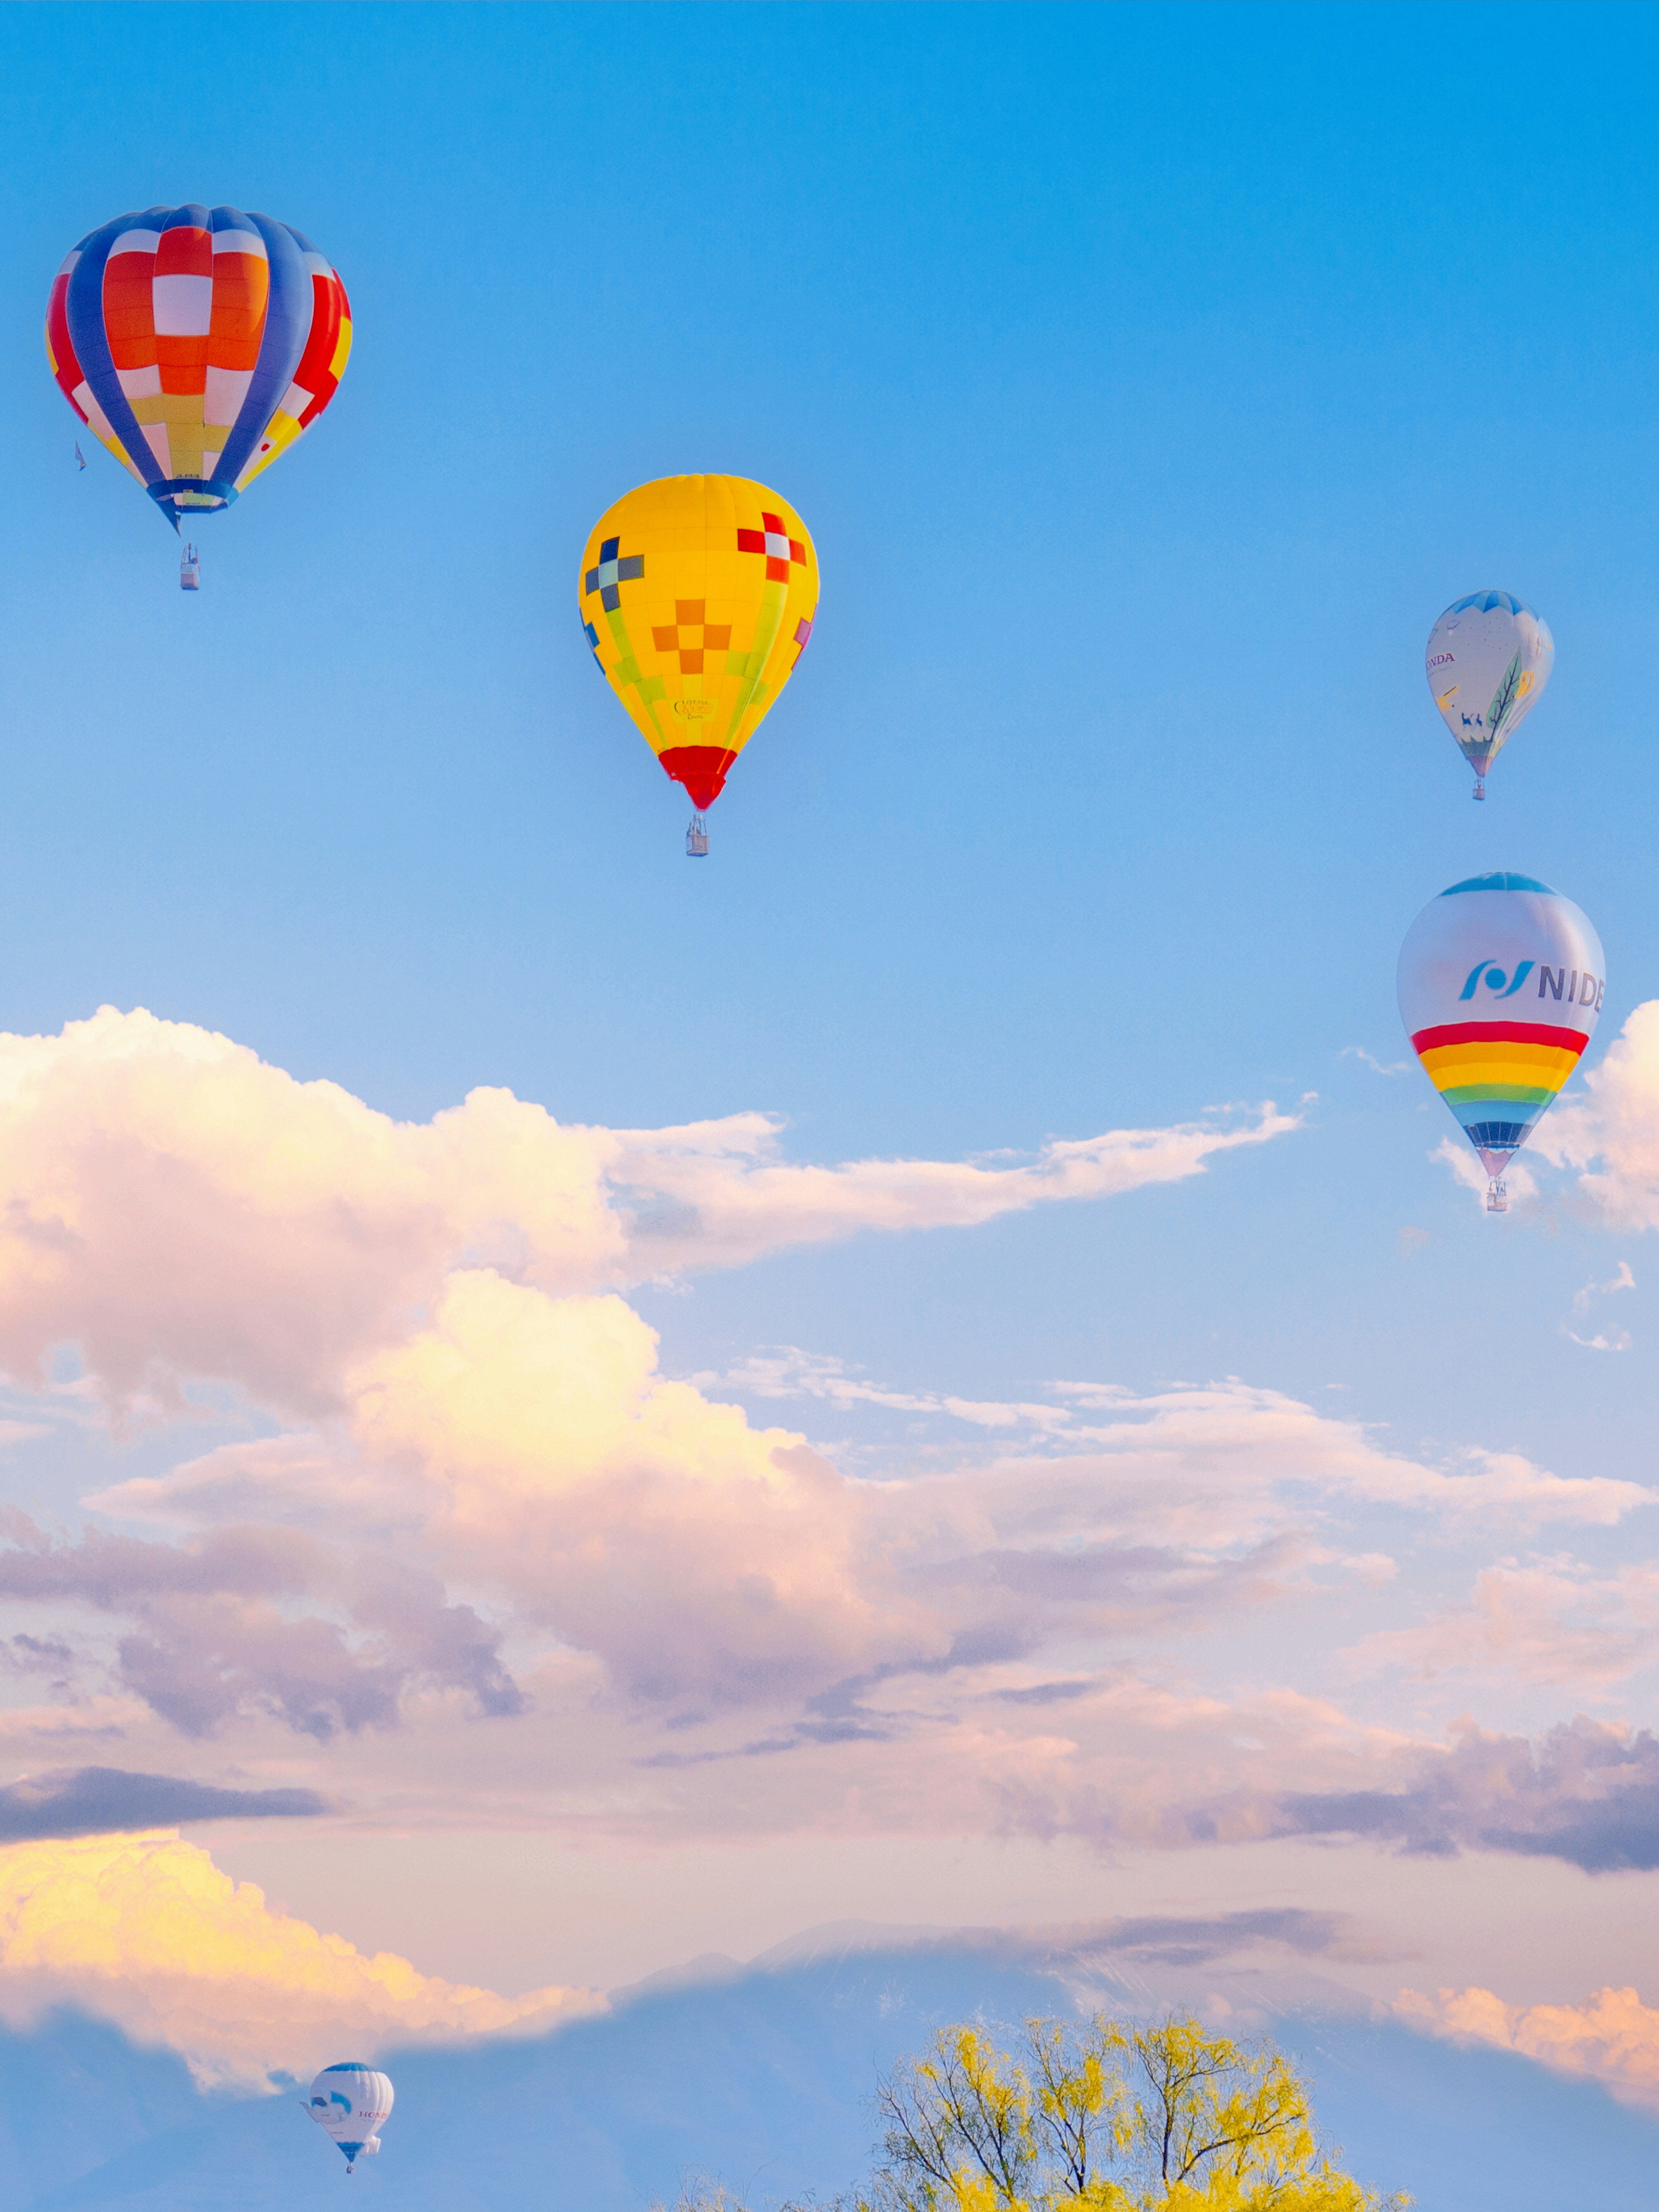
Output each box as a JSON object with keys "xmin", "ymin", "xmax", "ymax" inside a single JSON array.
[{"xmin": 578, "ymin": 475, "xmax": 819, "ymax": 854}]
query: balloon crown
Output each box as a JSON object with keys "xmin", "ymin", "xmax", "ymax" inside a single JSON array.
[
  {"xmin": 1443, "ymin": 873, "xmax": 1555, "ymax": 896},
  {"xmin": 1447, "ymin": 590, "xmax": 1535, "ymax": 618}
]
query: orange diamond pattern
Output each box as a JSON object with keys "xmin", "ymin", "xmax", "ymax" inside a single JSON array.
[{"xmin": 650, "ymin": 598, "xmax": 733, "ymax": 675}]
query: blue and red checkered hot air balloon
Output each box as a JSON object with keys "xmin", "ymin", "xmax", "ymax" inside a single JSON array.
[{"xmin": 47, "ymin": 203, "xmax": 350, "ymax": 581}]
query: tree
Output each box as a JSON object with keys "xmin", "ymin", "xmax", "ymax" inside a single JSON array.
[{"xmin": 860, "ymin": 2014, "xmax": 1408, "ymax": 2212}]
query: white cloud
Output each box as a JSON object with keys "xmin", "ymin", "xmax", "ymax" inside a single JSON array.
[
  {"xmin": 0, "ymin": 1829, "xmax": 602, "ymax": 2087},
  {"xmin": 1346, "ymin": 1557, "xmax": 1659, "ymax": 1691},
  {"xmin": 1398, "ymin": 1982, "xmax": 1659, "ymax": 2111},
  {"xmin": 1535, "ymin": 1000, "xmax": 1659, "ymax": 1227},
  {"xmin": 1340, "ymin": 1047, "xmax": 1410, "ymax": 1077},
  {"xmin": 1432, "ymin": 1136, "xmax": 1538, "ymax": 1208},
  {"xmin": 1574, "ymin": 1261, "xmax": 1636, "ymax": 1312},
  {"xmin": 712, "ymin": 1347, "xmax": 1076, "ymax": 1433},
  {"xmin": 0, "ymin": 1005, "xmax": 1649, "ymax": 1919},
  {"xmin": 0, "ymin": 1008, "xmax": 1296, "ymax": 1418}
]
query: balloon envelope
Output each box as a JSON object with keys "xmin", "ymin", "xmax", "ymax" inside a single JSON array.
[
  {"xmin": 1398, "ymin": 872, "xmax": 1603, "ymax": 1177},
  {"xmin": 47, "ymin": 203, "xmax": 351, "ymax": 530},
  {"xmin": 578, "ymin": 474, "xmax": 819, "ymax": 812},
  {"xmin": 1424, "ymin": 591, "xmax": 1553, "ymax": 783},
  {"xmin": 307, "ymin": 2063, "xmax": 394, "ymax": 2168}
]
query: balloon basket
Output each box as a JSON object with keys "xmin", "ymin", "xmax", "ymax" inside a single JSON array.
[
  {"xmin": 1471, "ymin": 777, "xmax": 1485, "ymax": 800},
  {"xmin": 1486, "ymin": 1178, "xmax": 1508, "ymax": 1213},
  {"xmin": 685, "ymin": 813, "xmax": 709, "ymax": 857},
  {"xmin": 179, "ymin": 544, "xmax": 200, "ymax": 592}
]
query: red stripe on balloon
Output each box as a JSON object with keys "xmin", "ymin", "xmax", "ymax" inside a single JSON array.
[{"xmin": 1412, "ymin": 1020, "xmax": 1590, "ymax": 1054}]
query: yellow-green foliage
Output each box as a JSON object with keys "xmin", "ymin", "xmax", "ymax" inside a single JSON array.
[{"xmin": 857, "ymin": 2015, "xmax": 1408, "ymax": 2212}]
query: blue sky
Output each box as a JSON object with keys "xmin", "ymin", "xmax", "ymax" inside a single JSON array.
[
  {"xmin": 5, "ymin": 0, "xmax": 1659, "ymax": 1447},
  {"xmin": 5, "ymin": 0, "xmax": 1659, "ymax": 2175}
]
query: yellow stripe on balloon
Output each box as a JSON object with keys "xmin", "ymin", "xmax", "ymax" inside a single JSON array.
[{"xmin": 1417, "ymin": 1040, "xmax": 1582, "ymax": 1074}]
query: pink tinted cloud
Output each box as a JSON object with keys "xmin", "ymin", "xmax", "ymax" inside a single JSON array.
[
  {"xmin": 2, "ymin": 1009, "xmax": 1649, "ymax": 1888},
  {"xmin": 0, "ymin": 1009, "xmax": 1296, "ymax": 1416},
  {"xmin": 1398, "ymin": 1982, "xmax": 1659, "ymax": 2111},
  {"xmin": 0, "ymin": 1831, "xmax": 602, "ymax": 2088},
  {"xmin": 1346, "ymin": 1558, "xmax": 1659, "ymax": 1691},
  {"xmin": 1536, "ymin": 999, "xmax": 1659, "ymax": 1226}
]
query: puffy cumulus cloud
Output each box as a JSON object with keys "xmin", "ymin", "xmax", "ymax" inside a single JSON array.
[
  {"xmin": 0, "ymin": 1511, "xmax": 524, "ymax": 1739},
  {"xmin": 0, "ymin": 1007, "xmax": 1294, "ymax": 1415},
  {"xmin": 1266, "ymin": 1715, "xmax": 1659, "ymax": 1871},
  {"xmin": 6, "ymin": 1007, "xmax": 1651, "ymax": 1872},
  {"xmin": 1535, "ymin": 999, "xmax": 1659, "ymax": 1227},
  {"xmin": 94, "ymin": 1274, "xmax": 942, "ymax": 1714},
  {"xmin": 358, "ymin": 1275, "xmax": 949, "ymax": 1707},
  {"xmin": 0, "ymin": 1765, "xmax": 327, "ymax": 1840},
  {"xmin": 1397, "ymin": 1983, "xmax": 1659, "ymax": 2112},
  {"xmin": 0, "ymin": 1830, "xmax": 603, "ymax": 2088},
  {"xmin": 90, "ymin": 1350, "xmax": 1647, "ymax": 1736}
]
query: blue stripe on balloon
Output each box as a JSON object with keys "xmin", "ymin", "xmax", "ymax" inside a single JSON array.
[
  {"xmin": 1455, "ymin": 1111, "xmax": 1536, "ymax": 1146},
  {"xmin": 149, "ymin": 477, "xmax": 238, "ymax": 509},
  {"xmin": 64, "ymin": 209, "xmax": 170, "ymax": 505},
  {"xmin": 215, "ymin": 212, "xmax": 312, "ymax": 489}
]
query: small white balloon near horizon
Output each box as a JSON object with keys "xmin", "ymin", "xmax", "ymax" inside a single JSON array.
[
  {"xmin": 306, "ymin": 2063, "xmax": 395, "ymax": 2174},
  {"xmin": 1424, "ymin": 590, "xmax": 1554, "ymax": 799}
]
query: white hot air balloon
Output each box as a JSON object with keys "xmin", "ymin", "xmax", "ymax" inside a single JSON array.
[
  {"xmin": 1398, "ymin": 870, "xmax": 1604, "ymax": 1212},
  {"xmin": 1424, "ymin": 590, "xmax": 1554, "ymax": 800},
  {"xmin": 306, "ymin": 2063, "xmax": 394, "ymax": 2173}
]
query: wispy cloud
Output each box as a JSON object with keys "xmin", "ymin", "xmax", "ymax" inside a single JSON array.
[
  {"xmin": 1565, "ymin": 1260, "xmax": 1636, "ymax": 1350},
  {"xmin": 0, "ymin": 1765, "xmax": 327, "ymax": 1840},
  {"xmin": 1344, "ymin": 1556, "xmax": 1659, "ymax": 1692}
]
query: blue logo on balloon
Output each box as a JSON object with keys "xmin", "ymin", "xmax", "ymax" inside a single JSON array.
[{"xmin": 1459, "ymin": 959, "xmax": 1535, "ymax": 1001}]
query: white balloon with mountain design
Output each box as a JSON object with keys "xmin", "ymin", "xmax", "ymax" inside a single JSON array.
[
  {"xmin": 307, "ymin": 2063, "xmax": 394, "ymax": 2172},
  {"xmin": 1424, "ymin": 590, "xmax": 1553, "ymax": 797}
]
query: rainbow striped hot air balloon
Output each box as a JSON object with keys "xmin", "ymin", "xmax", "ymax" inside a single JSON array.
[
  {"xmin": 46, "ymin": 203, "xmax": 350, "ymax": 581},
  {"xmin": 1398, "ymin": 871, "xmax": 1604, "ymax": 1211}
]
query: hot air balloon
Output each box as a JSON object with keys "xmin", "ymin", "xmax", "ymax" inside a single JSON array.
[
  {"xmin": 1398, "ymin": 872, "xmax": 1603, "ymax": 1212},
  {"xmin": 579, "ymin": 475, "xmax": 819, "ymax": 854},
  {"xmin": 46, "ymin": 204, "xmax": 351, "ymax": 588},
  {"xmin": 1424, "ymin": 591, "xmax": 1553, "ymax": 800},
  {"xmin": 306, "ymin": 2063, "xmax": 394, "ymax": 2173}
]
